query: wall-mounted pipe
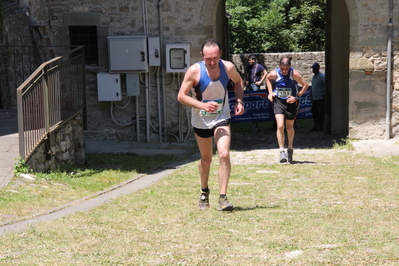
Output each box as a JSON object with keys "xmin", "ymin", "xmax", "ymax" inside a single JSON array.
[
  {"xmin": 156, "ymin": 67, "xmax": 162, "ymax": 142},
  {"xmin": 158, "ymin": 0, "xmax": 167, "ymax": 142},
  {"xmin": 145, "ymin": 72, "xmax": 150, "ymax": 141},
  {"xmin": 386, "ymin": 0, "xmax": 393, "ymax": 140}
]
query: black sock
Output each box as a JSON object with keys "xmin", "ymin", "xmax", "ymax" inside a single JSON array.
[
  {"xmin": 219, "ymin": 194, "xmax": 226, "ymax": 198},
  {"xmin": 201, "ymin": 187, "xmax": 209, "ymax": 194}
]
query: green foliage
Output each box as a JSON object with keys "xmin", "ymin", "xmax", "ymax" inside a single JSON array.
[
  {"xmin": 226, "ymin": 0, "xmax": 326, "ymax": 53},
  {"xmin": 13, "ymin": 156, "xmax": 32, "ymax": 175},
  {"xmin": 37, "ymin": 153, "xmax": 179, "ymax": 192},
  {"xmin": 332, "ymin": 137, "xmax": 355, "ymax": 150}
]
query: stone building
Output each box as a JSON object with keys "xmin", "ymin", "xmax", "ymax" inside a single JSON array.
[{"xmin": 1, "ymin": 0, "xmax": 398, "ymax": 142}]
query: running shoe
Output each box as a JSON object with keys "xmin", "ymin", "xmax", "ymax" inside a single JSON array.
[
  {"xmin": 280, "ymin": 151, "xmax": 288, "ymax": 163},
  {"xmin": 287, "ymin": 148, "xmax": 294, "ymax": 163},
  {"xmin": 217, "ymin": 197, "xmax": 234, "ymax": 211},
  {"xmin": 198, "ymin": 190, "xmax": 210, "ymax": 210}
]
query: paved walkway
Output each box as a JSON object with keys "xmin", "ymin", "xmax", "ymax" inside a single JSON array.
[{"xmin": 0, "ymin": 109, "xmax": 19, "ymax": 188}]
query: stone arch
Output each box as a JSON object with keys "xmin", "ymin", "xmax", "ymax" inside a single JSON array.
[
  {"xmin": 213, "ymin": 0, "xmax": 353, "ymax": 135},
  {"xmin": 345, "ymin": 0, "xmax": 360, "ymax": 44},
  {"xmin": 326, "ymin": 0, "xmax": 351, "ymax": 135}
]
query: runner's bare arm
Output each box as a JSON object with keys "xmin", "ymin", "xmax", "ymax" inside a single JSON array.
[{"xmin": 223, "ymin": 60, "xmax": 245, "ymax": 115}]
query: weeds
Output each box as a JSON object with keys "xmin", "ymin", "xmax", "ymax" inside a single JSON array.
[
  {"xmin": 13, "ymin": 156, "xmax": 31, "ymax": 175},
  {"xmin": 332, "ymin": 136, "xmax": 355, "ymax": 150}
]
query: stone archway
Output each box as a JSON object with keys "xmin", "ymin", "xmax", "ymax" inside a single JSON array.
[
  {"xmin": 326, "ymin": 0, "xmax": 350, "ymax": 135},
  {"xmin": 219, "ymin": 0, "xmax": 352, "ymax": 135}
]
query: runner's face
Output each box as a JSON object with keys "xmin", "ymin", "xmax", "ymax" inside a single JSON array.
[
  {"xmin": 279, "ymin": 64, "xmax": 290, "ymax": 75},
  {"xmin": 201, "ymin": 46, "xmax": 221, "ymax": 70}
]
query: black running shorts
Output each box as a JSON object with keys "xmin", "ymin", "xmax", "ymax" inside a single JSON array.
[
  {"xmin": 193, "ymin": 119, "xmax": 231, "ymax": 138},
  {"xmin": 273, "ymin": 97, "xmax": 298, "ymax": 120}
]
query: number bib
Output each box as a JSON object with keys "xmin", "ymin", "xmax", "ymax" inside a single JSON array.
[
  {"xmin": 200, "ymin": 99, "xmax": 223, "ymax": 116},
  {"xmin": 276, "ymin": 88, "xmax": 292, "ymax": 98}
]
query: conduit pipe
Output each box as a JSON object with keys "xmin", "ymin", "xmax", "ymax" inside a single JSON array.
[
  {"xmin": 158, "ymin": 0, "xmax": 167, "ymax": 142},
  {"xmin": 386, "ymin": 0, "xmax": 393, "ymax": 140},
  {"xmin": 156, "ymin": 67, "xmax": 162, "ymax": 142},
  {"xmin": 136, "ymin": 96, "xmax": 140, "ymax": 141},
  {"xmin": 141, "ymin": 0, "xmax": 151, "ymax": 142},
  {"xmin": 177, "ymin": 73, "xmax": 183, "ymax": 141},
  {"xmin": 145, "ymin": 72, "xmax": 150, "ymax": 141}
]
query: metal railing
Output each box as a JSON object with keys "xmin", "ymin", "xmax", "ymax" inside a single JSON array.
[{"xmin": 16, "ymin": 46, "xmax": 86, "ymax": 160}]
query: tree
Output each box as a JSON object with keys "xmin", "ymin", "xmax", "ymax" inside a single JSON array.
[{"xmin": 226, "ymin": 0, "xmax": 326, "ymax": 53}]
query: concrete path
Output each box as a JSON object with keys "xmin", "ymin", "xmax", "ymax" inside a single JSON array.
[{"xmin": 0, "ymin": 109, "xmax": 19, "ymax": 189}]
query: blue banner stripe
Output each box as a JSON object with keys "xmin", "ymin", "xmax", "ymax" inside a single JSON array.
[{"xmin": 229, "ymin": 87, "xmax": 313, "ymax": 123}]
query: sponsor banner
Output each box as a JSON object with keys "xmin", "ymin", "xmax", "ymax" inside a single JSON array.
[{"xmin": 228, "ymin": 87, "xmax": 313, "ymax": 123}]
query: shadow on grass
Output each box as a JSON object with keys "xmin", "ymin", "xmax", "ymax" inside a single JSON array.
[
  {"xmin": 234, "ymin": 205, "xmax": 281, "ymax": 212},
  {"xmin": 231, "ymin": 120, "xmax": 348, "ymax": 152},
  {"xmin": 288, "ymin": 160, "xmax": 317, "ymax": 165}
]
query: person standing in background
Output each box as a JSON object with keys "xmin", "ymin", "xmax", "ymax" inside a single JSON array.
[
  {"xmin": 310, "ymin": 63, "xmax": 326, "ymax": 131},
  {"xmin": 245, "ymin": 55, "xmax": 268, "ymax": 91}
]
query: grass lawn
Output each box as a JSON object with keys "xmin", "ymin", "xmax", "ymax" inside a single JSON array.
[{"xmin": 1, "ymin": 130, "xmax": 399, "ymax": 265}]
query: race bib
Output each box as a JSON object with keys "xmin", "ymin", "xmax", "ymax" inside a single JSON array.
[
  {"xmin": 200, "ymin": 99, "xmax": 223, "ymax": 116},
  {"xmin": 276, "ymin": 88, "xmax": 292, "ymax": 98}
]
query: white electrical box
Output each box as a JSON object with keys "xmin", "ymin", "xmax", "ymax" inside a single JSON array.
[
  {"xmin": 165, "ymin": 43, "xmax": 190, "ymax": 73},
  {"xmin": 108, "ymin": 36, "xmax": 148, "ymax": 73},
  {"xmin": 126, "ymin": 73, "xmax": 140, "ymax": 96},
  {"xmin": 148, "ymin": 37, "xmax": 161, "ymax": 66},
  {"xmin": 97, "ymin": 72, "xmax": 122, "ymax": 101}
]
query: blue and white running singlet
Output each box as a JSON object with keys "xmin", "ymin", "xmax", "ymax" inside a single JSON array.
[
  {"xmin": 273, "ymin": 67, "xmax": 299, "ymax": 100},
  {"xmin": 191, "ymin": 60, "xmax": 230, "ymax": 129}
]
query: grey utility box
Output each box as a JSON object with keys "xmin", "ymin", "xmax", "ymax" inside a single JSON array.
[
  {"xmin": 97, "ymin": 72, "xmax": 122, "ymax": 101},
  {"xmin": 126, "ymin": 73, "xmax": 140, "ymax": 96},
  {"xmin": 165, "ymin": 43, "xmax": 190, "ymax": 73},
  {"xmin": 108, "ymin": 36, "xmax": 148, "ymax": 73},
  {"xmin": 148, "ymin": 37, "xmax": 161, "ymax": 66}
]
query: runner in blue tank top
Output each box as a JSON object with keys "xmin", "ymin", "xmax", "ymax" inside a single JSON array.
[
  {"xmin": 266, "ymin": 57, "xmax": 309, "ymax": 163},
  {"xmin": 177, "ymin": 39, "xmax": 244, "ymax": 211}
]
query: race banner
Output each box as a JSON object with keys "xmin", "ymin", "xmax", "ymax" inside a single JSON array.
[{"xmin": 228, "ymin": 87, "xmax": 313, "ymax": 123}]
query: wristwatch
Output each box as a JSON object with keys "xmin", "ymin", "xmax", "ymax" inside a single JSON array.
[{"xmin": 236, "ymin": 100, "xmax": 244, "ymax": 105}]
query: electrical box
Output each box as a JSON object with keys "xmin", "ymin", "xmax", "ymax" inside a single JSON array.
[
  {"xmin": 97, "ymin": 72, "xmax": 122, "ymax": 101},
  {"xmin": 126, "ymin": 73, "xmax": 140, "ymax": 96},
  {"xmin": 148, "ymin": 37, "xmax": 161, "ymax": 66},
  {"xmin": 108, "ymin": 36, "xmax": 148, "ymax": 73},
  {"xmin": 165, "ymin": 43, "xmax": 190, "ymax": 73}
]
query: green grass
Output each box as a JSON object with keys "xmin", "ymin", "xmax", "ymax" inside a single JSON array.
[
  {"xmin": 0, "ymin": 153, "xmax": 179, "ymax": 225},
  {"xmin": 1, "ymin": 146, "xmax": 399, "ymax": 265}
]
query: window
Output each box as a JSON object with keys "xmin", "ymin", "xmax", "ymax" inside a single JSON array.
[{"xmin": 69, "ymin": 26, "xmax": 98, "ymax": 66}]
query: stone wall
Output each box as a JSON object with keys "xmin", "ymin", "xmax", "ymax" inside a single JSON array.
[
  {"xmin": 230, "ymin": 52, "xmax": 325, "ymax": 84},
  {"xmin": 3, "ymin": 0, "xmax": 399, "ymax": 141},
  {"xmin": 347, "ymin": 0, "xmax": 399, "ymax": 139},
  {"xmin": 27, "ymin": 114, "xmax": 85, "ymax": 172},
  {"xmin": 14, "ymin": 0, "xmax": 223, "ymax": 143}
]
